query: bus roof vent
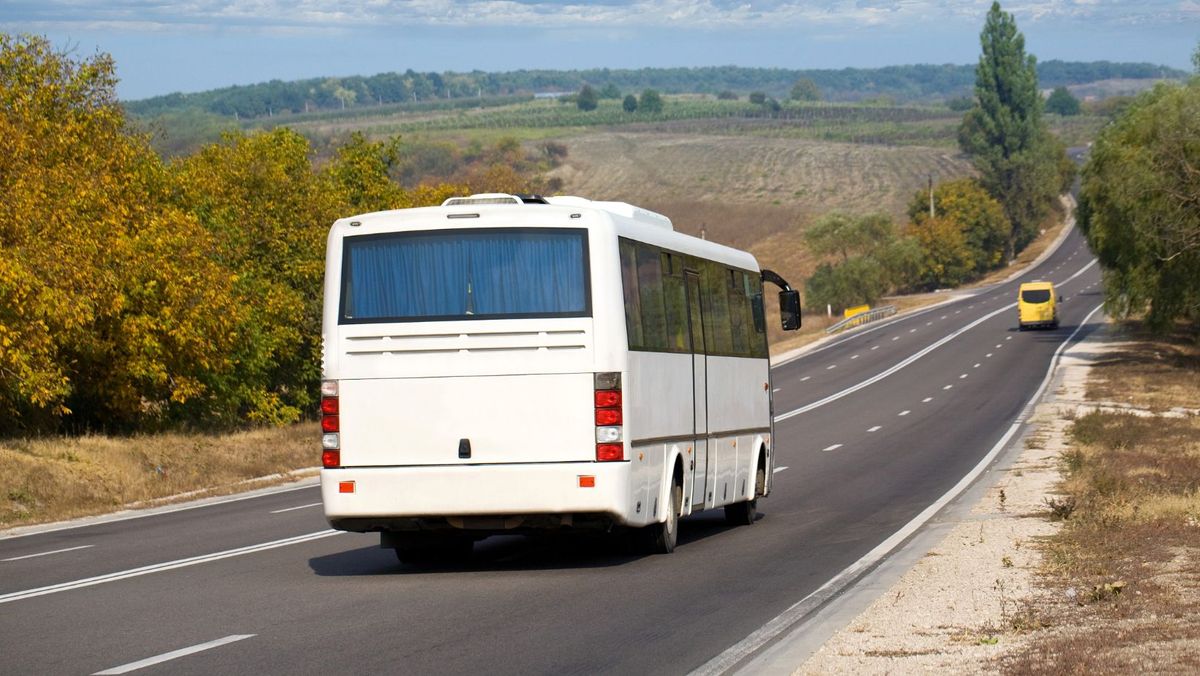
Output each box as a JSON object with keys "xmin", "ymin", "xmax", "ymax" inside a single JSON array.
[
  {"xmin": 442, "ymin": 193, "xmax": 524, "ymax": 207},
  {"xmin": 544, "ymin": 196, "xmax": 673, "ymax": 230}
]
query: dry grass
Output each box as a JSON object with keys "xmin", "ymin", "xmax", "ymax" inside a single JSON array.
[
  {"xmin": 1002, "ymin": 323, "xmax": 1200, "ymax": 674},
  {"xmin": 1, "ymin": 423, "xmax": 318, "ymax": 529}
]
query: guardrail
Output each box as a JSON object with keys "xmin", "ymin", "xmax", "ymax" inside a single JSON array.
[{"xmin": 824, "ymin": 305, "xmax": 897, "ymax": 334}]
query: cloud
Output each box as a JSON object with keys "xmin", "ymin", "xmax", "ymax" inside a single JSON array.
[{"xmin": 2, "ymin": 0, "xmax": 1194, "ymax": 35}]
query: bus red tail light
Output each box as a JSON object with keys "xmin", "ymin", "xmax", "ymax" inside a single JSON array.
[
  {"xmin": 321, "ymin": 415, "xmax": 339, "ymax": 433},
  {"xmin": 596, "ymin": 443, "xmax": 623, "ymax": 462},
  {"xmin": 320, "ymin": 397, "xmax": 339, "ymax": 415},
  {"xmin": 595, "ymin": 408, "xmax": 622, "ymax": 425},
  {"xmin": 594, "ymin": 372, "xmax": 624, "ymax": 462},
  {"xmin": 322, "ymin": 450, "xmax": 341, "ymax": 468}
]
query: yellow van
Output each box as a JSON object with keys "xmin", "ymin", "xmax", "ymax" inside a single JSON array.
[{"xmin": 1017, "ymin": 281, "xmax": 1059, "ymax": 330}]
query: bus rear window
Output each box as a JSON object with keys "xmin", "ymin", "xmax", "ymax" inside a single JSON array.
[
  {"xmin": 1021, "ymin": 289, "xmax": 1051, "ymax": 304},
  {"xmin": 340, "ymin": 228, "xmax": 590, "ymax": 323}
]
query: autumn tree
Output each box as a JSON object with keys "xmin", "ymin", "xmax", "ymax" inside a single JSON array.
[
  {"xmin": 1078, "ymin": 81, "xmax": 1200, "ymax": 330},
  {"xmin": 958, "ymin": 2, "xmax": 1070, "ymax": 259},
  {"xmin": 906, "ymin": 217, "xmax": 976, "ymax": 289},
  {"xmin": 0, "ymin": 34, "xmax": 243, "ymax": 430},
  {"xmin": 907, "ymin": 178, "xmax": 1010, "ymax": 274}
]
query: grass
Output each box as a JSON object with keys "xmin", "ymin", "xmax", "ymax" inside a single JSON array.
[
  {"xmin": 0, "ymin": 423, "xmax": 318, "ymax": 529},
  {"xmin": 1002, "ymin": 322, "xmax": 1200, "ymax": 673}
]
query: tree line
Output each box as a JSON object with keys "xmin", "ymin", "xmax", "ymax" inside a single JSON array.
[
  {"xmin": 124, "ymin": 61, "xmax": 1187, "ymax": 121},
  {"xmin": 0, "ymin": 34, "xmax": 555, "ymax": 434}
]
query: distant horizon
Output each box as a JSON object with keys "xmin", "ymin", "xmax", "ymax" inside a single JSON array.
[{"xmin": 3, "ymin": 1, "xmax": 1195, "ymax": 100}]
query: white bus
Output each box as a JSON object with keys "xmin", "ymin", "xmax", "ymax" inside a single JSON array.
[{"xmin": 319, "ymin": 194, "xmax": 800, "ymax": 562}]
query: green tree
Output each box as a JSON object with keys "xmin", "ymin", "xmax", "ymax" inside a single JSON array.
[
  {"xmin": 804, "ymin": 213, "xmax": 896, "ymax": 263},
  {"xmin": 748, "ymin": 91, "xmax": 767, "ymax": 105},
  {"xmin": 638, "ymin": 89, "xmax": 663, "ymax": 114},
  {"xmin": 599, "ymin": 83, "xmax": 621, "ymax": 99},
  {"xmin": 1079, "ymin": 81, "xmax": 1200, "ymax": 330},
  {"xmin": 576, "ymin": 84, "xmax": 598, "ymax": 111},
  {"xmin": 958, "ymin": 1, "xmax": 1067, "ymax": 260},
  {"xmin": 622, "ymin": 94, "xmax": 638, "ymax": 113},
  {"xmin": 790, "ymin": 78, "xmax": 820, "ymax": 101},
  {"xmin": 716, "ymin": 90, "xmax": 738, "ymax": 100},
  {"xmin": 1044, "ymin": 86, "xmax": 1081, "ymax": 115},
  {"xmin": 907, "ymin": 178, "xmax": 1010, "ymax": 274}
]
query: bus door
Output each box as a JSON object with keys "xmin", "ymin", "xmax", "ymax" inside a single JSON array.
[{"xmin": 684, "ymin": 270, "xmax": 710, "ymax": 509}]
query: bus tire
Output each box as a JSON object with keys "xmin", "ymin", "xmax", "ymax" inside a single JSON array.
[
  {"xmin": 725, "ymin": 465, "xmax": 763, "ymax": 526},
  {"xmin": 638, "ymin": 481, "xmax": 681, "ymax": 554},
  {"xmin": 392, "ymin": 533, "xmax": 473, "ymax": 565}
]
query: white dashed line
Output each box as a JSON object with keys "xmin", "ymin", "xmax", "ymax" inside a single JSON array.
[
  {"xmin": 851, "ymin": 355, "xmax": 859, "ymax": 360},
  {"xmin": 870, "ymin": 346, "xmax": 879, "ymax": 351},
  {"xmin": 898, "ymin": 410, "xmax": 910, "ymax": 417},
  {"xmin": 800, "ymin": 376, "xmax": 811, "ymax": 382},
  {"xmin": 986, "ymin": 353, "xmax": 993, "ymax": 358},
  {"xmin": 940, "ymin": 315, "xmax": 947, "ymax": 319},
  {"xmin": 909, "ymin": 328, "xmax": 916, "ymax": 333},
  {"xmin": 93, "ymin": 635, "xmax": 257, "ymax": 675},
  {"xmin": 822, "ymin": 444, "xmax": 843, "ymax": 452},
  {"xmin": 926, "ymin": 322, "xmax": 932, "ymax": 326},
  {"xmin": 1006, "ymin": 336, "xmax": 1012, "ymax": 341},
  {"xmin": 995, "ymin": 344, "xmax": 1002, "ymax": 349},
  {"xmin": 867, "ymin": 426, "xmax": 882, "ymax": 433},
  {"xmin": 2, "ymin": 545, "xmax": 94, "ymax": 562},
  {"xmin": 269, "ymin": 502, "xmax": 321, "ymax": 515},
  {"xmin": 826, "ymin": 364, "xmax": 837, "ymax": 370},
  {"xmin": 891, "ymin": 336, "xmax": 899, "ymax": 341},
  {"xmin": 922, "ymin": 397, "xmax": 933, "ymax": 403},
  {"xmin": 943, "ymin": 384, "xmax": 953, "ymax": 390},
  {"xmin": 973, "ymin": 363, "xmax": 980, "ymax": 368},
  {"xmin": 959, "ymin": 374, "xmax": 968, "ymax": 379},
  {"xmin": 773, "ymin": 466, "xmax": 789, "ymax": 474}
]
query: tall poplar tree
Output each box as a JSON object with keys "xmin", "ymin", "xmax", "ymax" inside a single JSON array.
[{"xmin": 958, "ymin": 2, "xmax": 1068, "ymax": 259}]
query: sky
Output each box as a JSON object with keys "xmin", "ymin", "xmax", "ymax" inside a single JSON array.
[{"xmin": 2, "ymin": 1, "xmax": 1196, "ymax": 100}]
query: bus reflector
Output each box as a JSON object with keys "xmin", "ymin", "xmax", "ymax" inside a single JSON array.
[
  {"xmin": 322, "ymin": 450, "xmax": 341, "ymax": 468},
  {"xmin": 339, "ymin": 481, "xmax": 355, "ymax": 493},
  {"xmin": 321, "ymin": 415, "xmax": 339, "ymax": 433},
  {"xmin": 596, "ymin": 443, "xmax": 623, "ymax": 462},
  {"xmin": 578, "ymin": 476, "xmax": 596, "ymax": 488}
]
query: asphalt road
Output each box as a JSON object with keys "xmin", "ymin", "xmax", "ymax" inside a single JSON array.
[{"xmin": 0, "ymin": 225, "xmax": 1104, "ymax": 676}]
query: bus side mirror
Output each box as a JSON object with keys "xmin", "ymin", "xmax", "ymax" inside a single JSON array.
[{"xmin": 780, "ymin": 290, "xmax": 801, "ymax": 331}]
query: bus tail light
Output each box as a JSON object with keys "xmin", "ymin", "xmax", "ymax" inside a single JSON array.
[
  {"xmin": 321, "ymin": 380, "xmax": 340, "ymax": 467},
  {"xmin": 594, "ymin": 372, "xmax": 624, "ymax": 462}
]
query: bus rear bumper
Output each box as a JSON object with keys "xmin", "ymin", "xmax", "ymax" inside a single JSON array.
[{"xmin": 322, "ymin": 462, "xmax": 634, "ymax": 533}]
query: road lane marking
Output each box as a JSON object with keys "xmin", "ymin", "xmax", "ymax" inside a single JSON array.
[
  {"xmin": 269, "ymin": 502, "xmax": 322, "ymax": 514},
  {"xmin": 870, "ymin": 346, "xmax": 879, "ymax": 350},
  {"xmin": 940, "ymin": 315, "xmax": 947, "ymax": 319},
  {"xmin": 800, "ymin": 376, "xmax": 811, "ymax": 382},
  {"xmin": 775, "ymin": 301, "xmax": 1017, "ymax": 423},
  {"xmin": 93, "ymin": 635, "xmax": 256, "ymax": 675},
  {"xmin": 850, "ymin": 355, "xmax": 859, "ymax": 360},
  {"xmin": 995, "ymin": 344, "xmax": 1002, "ymax": 349},
  {"xmin": 891, "ymin": 336, "xmax": 899, "ymax": 341},
  {"xmin": 943, "ymin": 385, "xmax": 953, "ymax": 390},
  {"xmin": 898, "ymin": 410, "xmax": 910, "ymax": 416},
  {"xmin": 826, "ymin": 364, "xmax": 837, "ymax": 370},
  {"xmin": 867, "ymin": 426, "xmax": 882, "ymax": 432},
  {"xmin": 694, "ymin": 304, "xmax": 1106, "ymax": 676},
  {"xmin": 960, "ymin": 374, "xmax": 968, "ymax": 379},
  {"xmin": 772, "ymin": 388, "xmax": 781, "ymax": 393},
  {"xmin": 2, "ymin": 545, "xmax": 94, "ymax": 562},
  {"xmin": 0, "ymin": 530, "xmax": 341, "ymax": 605},
  {"xmin": 822, "ymin": 444, "xmax": 842, "ymax": 452},
  {"xmin": 926, "ymin": 322, "xmax": 932, "ymax": 326},
  {"xmin": 1006, "ymin": 336, "xmax": 1012, "ymax": 341},
  {"xmin": 922, "ymin": 397, "xmax": 933, "ymax": 403},
  {"xmin": 986, "ymin": 353, "xmax": 993, "ymax": 358},
  {"xmin": 773, "ymin": 466, "xmax": 789, "ymax": 474}
]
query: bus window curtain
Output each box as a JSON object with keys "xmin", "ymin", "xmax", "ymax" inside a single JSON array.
[{"xmin": 345, "ymin": 231, "xmax": 586, "ymax": 320}]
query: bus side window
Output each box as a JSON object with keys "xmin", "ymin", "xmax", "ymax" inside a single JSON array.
[
  {"xmin": 635, "ymin": 243, "xmax": 667, "ymax": 349},
  {"xmin": 702, "ymin": 260, "xmax": 733, "ymax": 355},
  {"xmin": 619, "ymin": 239, "xmax": 644, "ymax": 349},
  {"xmin": 728, "ymin": 268, "xmax": 749, "ymax": 356},
  {"xmin": 662, "ymin": 256, "xmax": 688, "ymax": 352}
]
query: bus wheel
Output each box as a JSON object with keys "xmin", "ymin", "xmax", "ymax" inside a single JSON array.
[
  {"xmin": 725, "ymin": 465, "xmax": 763, "ymax": 526},
  {"xmin": 638, "ymin": 481, "xmax": 681, "ymax": 554},
  {"xmin": 392, "ymin": 533, "xmax": 473, "ymax": 565}
]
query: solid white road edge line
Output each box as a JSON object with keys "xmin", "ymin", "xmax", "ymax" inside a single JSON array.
[
  {"xmin": 2, "ymin": 545, "xmax": 94, "ymax": 562},
  {"xmin": 691, "ymin": 302, "xmax": 1104, "ymax": 676},
  {"xmin": 0, "ymin": 530, "xmax": 341, "ymax": 605},
  {"xmin": 93, "ymin": 634, "xmax": 256, "ymax": 675}
]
